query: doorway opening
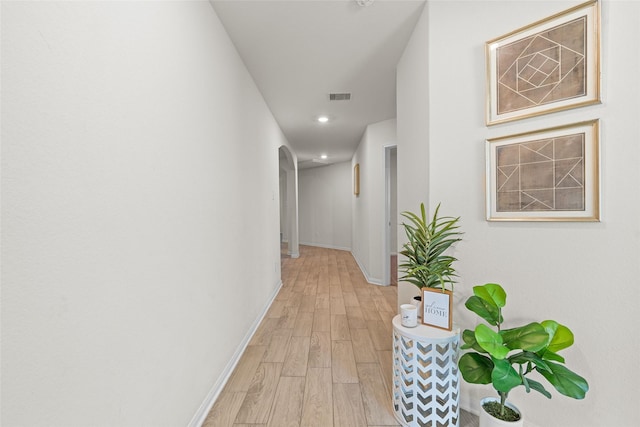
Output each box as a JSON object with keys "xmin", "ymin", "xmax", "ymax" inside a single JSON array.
[
  {"xmin": 384, "ymin": 145, "xmax": 398, "ymax": 286},
  {"xmin": 278, "ymin": 146, "xmax": 299, "ymax": 260}
]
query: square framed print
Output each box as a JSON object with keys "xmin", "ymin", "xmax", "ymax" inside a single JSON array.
[
  {"xmin": 486, "ymin": 120, "xmax": 600, "ymax": 222},
  {"xmin": 486, "ymin": 0, "xmax": 600, "ymax": 125},
  {"xmin": 421, "ymin": 288, "xmax": 453, "ymax": 331}
]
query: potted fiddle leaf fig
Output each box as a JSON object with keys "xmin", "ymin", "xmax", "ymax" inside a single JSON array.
[
  {"xmin": 399, "ymin": 202, "xmax": 462, "ymax": 291},
  {"xmin": 458, "ymin": 283, "xmax": 589, "ymax": 426}
]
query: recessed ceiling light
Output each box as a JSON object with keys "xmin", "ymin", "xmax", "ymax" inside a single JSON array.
[
  {"xmin": 320, "ymin": 154, "xmax": 328, "ymax": 159},
  {"xmin": 317, "ymin": 116, "xmax": 329, "ymax": 123}
]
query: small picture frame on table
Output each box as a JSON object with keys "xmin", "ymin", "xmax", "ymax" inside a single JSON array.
[{"xmin": 421, "ymin": 288, "xmax": 453, "ymax": 331}]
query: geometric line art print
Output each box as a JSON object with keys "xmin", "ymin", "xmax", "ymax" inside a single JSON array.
[
  {"xmin": 497, "ymin": 17, "xmax": 587, "ymax": 115},
  {"xmin": 486, "ymin": 119, "xmax": 600, "ymax": 222},
  {"xmin": 485, "ymin": 0, "xmax": 600, "ymax": 125},
  {"xmin": 496, "ymin": 133, "xmax": 585, "ymax": 212}
]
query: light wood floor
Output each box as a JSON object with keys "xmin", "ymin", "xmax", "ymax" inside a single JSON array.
[{"xmin": 203, "ymin": 245, "xmax": 478, "ymax": 427}]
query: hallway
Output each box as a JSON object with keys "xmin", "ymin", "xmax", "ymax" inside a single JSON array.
[{"xmin": 203, "ymin": 246, "xmax": 477, "ymax": 427}]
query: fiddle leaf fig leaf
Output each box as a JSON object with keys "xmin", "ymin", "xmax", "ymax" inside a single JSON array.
[
  {"xmin": 509, "ymin": 351, "xmax": 551, "ymax": 374},
  {"xmin": 525, "ymin": 378, "xmax": 552, "ymax": 399},
  {"xmin": 491, "ymin": 358, "xmax": 521, "ymax": 394},
  {"xmin": 459, "ymin": 353, "xmax": 493, "ymax": 385},
  {"xmin": 473, "ymin": 283, "xmax": 506, "ymax": 308},
  {"xmin": 475, "ymin": 324, "xmax": 509, "ymax": 359},
  {"xmin": 461, "ymin": 329, "xmax": 485, "ymax": 352},
  {"xmin": 539, "ymin": 361, "xmax": 589, "ymax": 400},
  {"xmin": 541, "ymin": 320, "xmax": 575, "ymax": 353},
  {"xmin": 465, "ymin": 295, "xmax": 502, "ymax": 326},
  {"xmin": 540, "ymin": 349, "xmax": 565, "ymax": 364},
  {"xmin": 501, "ymin": 323, "xmax": 549, "ymax": 352}
]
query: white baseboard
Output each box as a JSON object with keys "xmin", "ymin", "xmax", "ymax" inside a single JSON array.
[
  {"xmin": 350, "ymin": 251, "xmax": 383, "ymax": 286},
  {"xmin": 188, "ymin": 279, "xmax": 283, "ymax": 427},
  {"xmin": 298, "ymin": 241, "xmax": 351, "ymax": 252}
]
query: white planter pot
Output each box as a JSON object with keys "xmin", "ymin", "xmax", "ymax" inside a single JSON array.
[
  {"xmin": 411, "ymin": 295, "xmax": 422, "ymax": 319},
  {"xmin": 479, "ymin": 397, "xmax": 524, "ymax": 427}
]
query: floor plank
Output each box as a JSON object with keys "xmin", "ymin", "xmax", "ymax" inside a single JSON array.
[
  {"xmin": 330, "ymin": 314, "xmax": 351, "ymax": 341},
  {"xmin": 331, "ymin": 340, "xmax": 358, "ymax": 383},
  {"xmin": 333, "ymin": 383, "xmax": 368, "ymax": 427},
  {"xmin": 263, "ymin": 329, "xmax": 292, "ymax": 363},
  {"xmin": 282, "ymin": 336, "xmax": 310, "ymax": 377},
  {"xmin": 300, "ymin": 368, "xmax": 333, "ymax": 426},
  {"xmin": 202, "ymin": 391, "xmax": 246, "ymax": 427},
  {"xmin": 350, "ymin": 328, "xmax": 378, "ymax": 363},
  {"xmin": 292, "ymin": 311, "xmax": 314, "ymax": 337},
  {"xmin": 225, "ymin": 346, "xmax": 267, "ymax": 392},
  {"xmin": 308, "ymin": 331, "xmax": 331, "ymax": 368},
  {"xmin": 267, "ymin": 376, "xmax": 306, "ymax": 427},
  {"xmin": 356, "ymin": 363, "xmax": 399, "ymax": 426},
  {"xmin": 234, "ymin": 363, "xmax": 283, "ymax": 424}
]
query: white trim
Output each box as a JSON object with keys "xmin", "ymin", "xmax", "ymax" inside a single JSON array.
[
  {"xmin": 298, "ymin": 242, "xmax": 352, "ymax": 252},
  {"xmin": 383, "ymin": 144, "xmax": 397, "ymax": 286},
  {"xmin": 351, "ymin": 251, "xmax": 384, "ymax": 286},
  {"xmin": 188, "ymin": 279, "xmax": 283, "ymax": 427}
]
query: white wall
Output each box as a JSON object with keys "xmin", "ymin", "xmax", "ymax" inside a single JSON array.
[
  {"xmin": 396, "ymin": 2, "xmax": 430, "ymax": 307},
  {"xmin": 1, "ymin": 2, "xmax": 290, "ymax": 426},
  {"xmin": 298, "ymin": 161, "xmax": 352, "ymax": 250},
  {"xmin": 352, "ymin": 119, "xmax": 397, "ymax": 285},
  {"xmin": 397, "ymin": 1, "xmax": 640, "ymax": 426}
]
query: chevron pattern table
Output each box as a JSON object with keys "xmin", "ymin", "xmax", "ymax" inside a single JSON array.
[{"xmin": 392, "ymin": 315, "xmax": 460, "ymax": 427}]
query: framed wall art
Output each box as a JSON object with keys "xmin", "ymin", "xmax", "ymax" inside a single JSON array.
[
  {"xmin": 354, "ymin": 163, "xmax": 360, "ymax": 196},
  {"xmin": 421, "ymin": 288, "xmax": 453, "ymax": 331},
  {"xmin": 486, "ymin": 120, "xmax": 600, "ymax": 221},
  {"xmin": 486, "ymin": 0, "xmax": 600, "ymax": 125}
]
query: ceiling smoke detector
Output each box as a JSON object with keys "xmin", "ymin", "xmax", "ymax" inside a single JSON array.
[{"xmin": 329, "ymin": 93, "xmax": 351, "ymax": 101}]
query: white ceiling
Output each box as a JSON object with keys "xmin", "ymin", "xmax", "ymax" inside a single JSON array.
[{"xmin": 211, "ymin": 0, "xmax": 426, "ymax": 168}]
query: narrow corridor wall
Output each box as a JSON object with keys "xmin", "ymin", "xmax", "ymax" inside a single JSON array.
[
  {"xmin": 1, "ymin": 2, "xmax": 289, "ymax": 426},
  {"xmin": 351, "ymin": 119, "xmax": 397, "ymax": 285}
]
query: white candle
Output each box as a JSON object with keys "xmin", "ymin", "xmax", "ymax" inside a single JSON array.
[{"xmin": 400, "ymin": 304, "xmax": 418, "ymax": 328}]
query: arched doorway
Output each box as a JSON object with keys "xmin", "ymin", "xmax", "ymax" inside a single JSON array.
[{"xmin": 278, "ymin": 145, "xmax": 299, "ymax": 258}]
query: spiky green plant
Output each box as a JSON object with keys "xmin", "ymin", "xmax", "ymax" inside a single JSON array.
[{"xmin": 399, "ymin": 203, "xmax": 462, "ymax": 290}]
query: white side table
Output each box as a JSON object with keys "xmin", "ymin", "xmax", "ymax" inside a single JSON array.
[{"xmin": 392, "ymin": 315, "xmax": 460, "ymax": 427}]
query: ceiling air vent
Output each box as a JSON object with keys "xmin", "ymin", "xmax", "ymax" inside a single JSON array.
[{"xmin": 329, "ymin": 93, "xmax": 351, "ymax": 101}]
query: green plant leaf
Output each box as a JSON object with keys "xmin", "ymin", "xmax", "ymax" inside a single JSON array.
[
  {"xmin": 399, "ymin": 203, "xmax": 462, "ymax": 290},
  {"xmin": 465, "ymin": 295, "xmax": 502, "ymax": 326},
  {"xmin": 540, "ymin": 349, "xmax": 565, "ymax": 363},
  {"xmin": 501, "ymin": 323, "xmax": 549, "ymax": 352},
  {"xmin": 459, "ymin": 353, "xmax": 493, "ymax": 385},
  {"xmin": 525, "ymin": 378, "xmax": 552, "ymax": 399},
  {"xmin": 541, "ymin": 320, "xmax": 575, "ymax": 353},
  {"xmin": 475, "ymin": 324, "xmax": 509, "ymax": 359},
  {"xmin": 461, "ymin": 329, "xmax": 486, "ymax": 352},
  {"xmin": 509, "ymin": 351, "xmax": 551, "ymax": 373},
  {"xmin": 539, "ymin": 361, "xmax": 589, "ymax": 399},
  {"xmin": 491, "ymin": 358, "xmax": 522, "ymax": 394},
  {"xmin": 473, "ymin": 283, "xmax": 506, "ymax": 308}
]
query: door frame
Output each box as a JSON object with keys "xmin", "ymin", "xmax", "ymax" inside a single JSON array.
[{"xmin": 383, "ymin": 144, "xmax": 397, "ymax": 286}]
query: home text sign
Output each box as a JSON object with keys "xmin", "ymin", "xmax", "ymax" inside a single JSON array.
[{"xmin": 421, "ymin": 288, "xmax": 453, "ymax": 331}]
